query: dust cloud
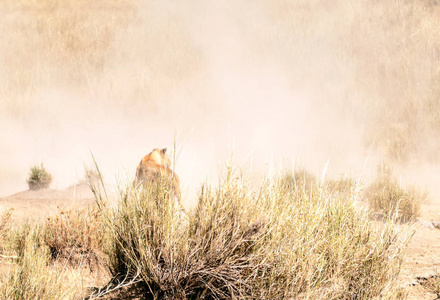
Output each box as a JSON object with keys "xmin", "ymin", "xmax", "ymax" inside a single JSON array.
[{"xmin": 1, "ymin": 0, "xmax": 439, "ymax": 203}]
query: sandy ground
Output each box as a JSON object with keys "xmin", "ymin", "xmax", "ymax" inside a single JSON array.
[
  {"xmin": 1, "ymin": 186, "xmax": 440, "ymax": 299},
  {"xmin": 399, "ymin": 203, "xmax": 440, "ymax": 300}
]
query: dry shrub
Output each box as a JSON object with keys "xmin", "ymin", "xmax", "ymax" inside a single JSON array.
[
  {"xmin": 365, "ymin": 163, "xmax": 424, "ymax": 222},
  {"xmin": 254, "ymin": 174, "xmax": 412, "ymax": 299},
  {"xmin": 44, "ymin": 206, "xmax": 106, "ymax": 267},
  {"xmin": 99, "ymin": 169, "xmax": 267, "ymax": 299},
  {"xmin": 92, "ymin": 166, "xmax": 412, "ymax": 299}
]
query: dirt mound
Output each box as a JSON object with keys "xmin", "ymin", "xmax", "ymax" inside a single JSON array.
[{"xmin": 0, "ymin": 183, "xmax": 100, "ymax": 225}]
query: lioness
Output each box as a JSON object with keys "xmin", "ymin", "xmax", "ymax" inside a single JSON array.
[{"xmin": 134, "ymin": 148, "xmax": 181, "ymax": 203}]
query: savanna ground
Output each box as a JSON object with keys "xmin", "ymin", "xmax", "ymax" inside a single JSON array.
[{"xmin": 2, "ymin": 0, "xmax": 440, "ymax": 299}]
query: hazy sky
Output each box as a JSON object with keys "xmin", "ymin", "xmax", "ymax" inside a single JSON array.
[{"xmin": 1, "ymin": 0, "xmax": 439, "ymax": 202}]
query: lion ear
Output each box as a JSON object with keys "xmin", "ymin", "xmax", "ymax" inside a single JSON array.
[{"xmin": 162, "ymin": 148, "xmax": 167, "ymax": 154}]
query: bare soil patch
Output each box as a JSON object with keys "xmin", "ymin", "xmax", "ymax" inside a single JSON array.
[{"xmin": 0, "ymin": 183, "xmax": 114, "ymax": 225}]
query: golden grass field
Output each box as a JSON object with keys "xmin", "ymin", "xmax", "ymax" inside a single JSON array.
[{"xmin": 1, "ymin": 0, "xmax": 440, "ymax": 299}]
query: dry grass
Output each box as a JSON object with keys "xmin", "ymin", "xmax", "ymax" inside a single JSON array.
[
  {"xmin": 0, "ymin": 207, "xmax": 109, "ymax": 300},
  {"xmin": 327, "ymin": 175, "xmax": 357, "ymax": 195},
  {"xmin": 417, "ymin": 274, "xmax": 440, "ymax": 298},
  {"xmin": 44, "ymin": 206, "xmax": 106, "ymax": 268},
  {"xmin": 0, "ymin": 0, "xmax": 202, "ymax": 120},
  {"xmin": 83, "ymin": 168, "xmax": 102, "ymax": 185}
]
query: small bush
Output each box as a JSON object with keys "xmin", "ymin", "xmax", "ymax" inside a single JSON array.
[
  {"xmin": 26, "ymin": 163, "xmax": 53, "ymax": 190},
  {"xmin": 365, "ymin": 162, "xmax": 423, "ymax": 222}
]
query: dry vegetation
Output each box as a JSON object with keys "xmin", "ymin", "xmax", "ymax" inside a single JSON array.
[
  {"xmin": 0, "ymin": 225, "xmax": 78, "ymax": 300},
  {"xmin": 0, "ymin": 164, "xmax": 418, "ymax": 299}
]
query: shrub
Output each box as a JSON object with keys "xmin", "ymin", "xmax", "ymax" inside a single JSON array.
[
  {"xmin": 91, "ymin": 166, "xmax": 413, "ymax": 299},
  {"xmin": 365, "ymin": 162, "xmax": 424, "ymax": 222},
  {"xmin": 26, "ymin": 163, "xmax": 53, "ymax": 190}
]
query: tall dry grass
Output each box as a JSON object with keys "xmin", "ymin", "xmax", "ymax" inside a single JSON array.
[
  {"xmin": 89, "ymin": 165, "xmax": 413, "ymax": 299},
  {"xmin": 0, "ymin": 207, "xmax": 110, "ymax": 300}
]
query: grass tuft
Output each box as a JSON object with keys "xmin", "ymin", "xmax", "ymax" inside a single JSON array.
[
  {"xmin": 365, "ymin": 162, "xmax": 424, "ymax": 222},
  {"xmin": 0, "ymin": 207, "xmax": 13, "ymax": 254}
]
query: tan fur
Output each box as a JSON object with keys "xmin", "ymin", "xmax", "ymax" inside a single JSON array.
[{"xmin": 134, "ymin": 148, "xmax": 181, "ymax": 200}]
